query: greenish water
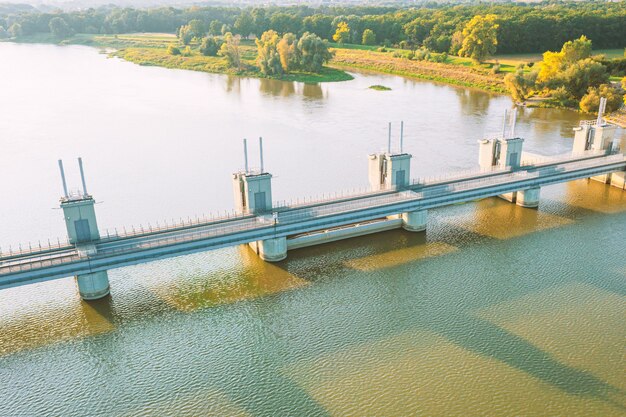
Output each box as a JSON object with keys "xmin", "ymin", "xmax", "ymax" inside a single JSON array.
[{"xmin": 0, "ymin": 43, "xmax": 625, "ymax": 416}]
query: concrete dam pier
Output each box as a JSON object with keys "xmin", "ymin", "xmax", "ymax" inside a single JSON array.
[{"xmin": 1, "ymin": 104, "xmax": 624, "ymax": 300}]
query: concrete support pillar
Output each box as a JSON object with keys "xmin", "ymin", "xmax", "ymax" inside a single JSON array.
[
  {"xmin": 516, "ymin": 187, "xmax": 540, "ymax": 208},
  {"xmin": 249, "ymin": 237, "xmax": 287, "ymax": 262},
  {"xmin": 75, "ymin": 270, "xmax": 110, "ymax": 300},
  {"xmin": 402, "ymin": 209, "xmax": 427, "ymax": 232},
  {"xmin": 610, "ymin": 172, "xmax": 626, "ymax": 190},
  {"xmin": 499, "ymin": 192, "xmax": 517, "ymax": 204}
]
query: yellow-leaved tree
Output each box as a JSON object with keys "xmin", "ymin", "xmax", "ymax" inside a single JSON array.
[
  {"xmin": 458, "ymin": 14, "xmax": 499, "ymax": 63},
  {"xmin": 333, "ymin": 22, "xmax": 350, "ymax": 44}
]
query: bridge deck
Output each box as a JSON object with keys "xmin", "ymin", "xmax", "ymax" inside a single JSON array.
[{"xmin": 1, "ymin": 151, "xmax": 624, "ymax": 288}]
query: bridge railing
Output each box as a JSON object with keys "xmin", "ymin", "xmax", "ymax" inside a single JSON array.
[
  {"xmin": 411, "ymin": 165, "xmax": 511, "ymax": 187},
  {"xmin": 0, "ymin": 238, "xmax": 72, "ymax": 261},
  {"xmin": 100, "ymin": 210, "xmax": 253, "ymax": 242},
  {"xmin": 0, "ymin": 252, "xmax": 80, "ymax": 275}
]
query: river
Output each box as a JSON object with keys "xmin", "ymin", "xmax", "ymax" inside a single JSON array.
[{"xmin": 0, "ymin": 42, "xmax": 625, "ymax": 416}]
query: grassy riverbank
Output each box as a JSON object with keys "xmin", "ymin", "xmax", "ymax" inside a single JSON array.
[
  {"xmin": 2, "ymin": 32, "xmax": 506, "ymax": 92},
  {"xmin": 330, "ymin": 46, "xmax": 507, "ymax": 93},
  {"xmin": 4, "ymin": 33, "xmax": 623, "ymax": 104},
  {"xmin": 5, "ymin": 32, "xmax": 352, "ymax": 83}
]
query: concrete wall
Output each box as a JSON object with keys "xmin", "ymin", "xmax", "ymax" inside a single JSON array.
[
  {"xmin": 387, "ymin": 154, "xmax": 411, "ymax": 188},
  {"xmin": 368, "ymin": 153, "xmax": 412, "ymax": 190},
  {"xmin": 573, "ymin": 125, "xmax": 593, "ymax": 153},
  {"xmin": 368, "ymin": 154, "xmax": 384, "ymax": 190},
  {"xmin": 233, "ymin": 172, "xmax": 273, "ymax": 214},
  {"xmin": 500, "ymin": 138, "xmax": 524, "ymax": 169},
  {"xmin": 592, "ymin": 124, "xmax": 617, "ymax": 151},
  {"xmin": 61, "ymin": 198, "xmax": 100, "ymax": 244},
  {"xmin": 478, "ymin": 139, "xmax": 496, "ymax": 170}
]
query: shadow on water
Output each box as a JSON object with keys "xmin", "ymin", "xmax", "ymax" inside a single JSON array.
[
  {"xmin": 428, "ymin": 312, "xmax": 626, "ymax": 410},
  {"xmin": 2, "ymin": 185, "xmax": 625, "ymax": 415},
  {"xmin": 258, "ymin": 195, "xmax": 626, "ymax": 411}
]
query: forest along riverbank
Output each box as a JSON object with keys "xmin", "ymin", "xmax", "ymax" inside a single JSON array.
[
  {"xmin": 3, "ymin": 32, "xmax": 624, "ymax": 111},
  {"xmin": 2, "ymin": 33, "xmax": 506, "ymax": 92}
]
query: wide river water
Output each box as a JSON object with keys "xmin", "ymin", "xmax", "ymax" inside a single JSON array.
[{"xmin": 0, "ymin": 42, "xmax": 625, "ymax": 416}]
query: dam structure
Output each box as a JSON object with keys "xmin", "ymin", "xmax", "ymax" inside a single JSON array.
[{"xmin": 1, "ymin": 105, "xmax": 624, "ymax": 300}]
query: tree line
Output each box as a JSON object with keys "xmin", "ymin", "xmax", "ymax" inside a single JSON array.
[{"xmin": 1, "ymin": 2, "xmax": 625, "ymax": 54}]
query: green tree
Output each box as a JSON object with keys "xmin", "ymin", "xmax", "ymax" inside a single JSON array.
[
  {"xmin": 200, "ymin": 36, "xmax": 222, "ymax": 56},
  {"xmin": 277, "ymin": 33, "xmax": 300, "ymax": 72},
  {"xmin": 269, "ymin": 13, "xmax": 301, "ymax": 35},
  {"xmin": 579, "ymin": 84, "xmax": 623, "ymax": 113},
  {"xmin": 178, "ymin": 25, "xmax": 193, "ymax": 45},
  {"xmin": 256, "ymin": 30, "xmax": 283, "ymax": 76},
  {"xmin": 504, "ymin": 70, "xmax": 538, "ymax": 102},
  {"xmin": 458, "ymin": 14, "xmax": 499, "ymax": 63},
  {"xmin": 219, "ymin": 32, "xmax": 242, "ymax": 70},
  {"xmin": 49, "ymin": 17, "xmax": 74, "ymax": 40},
  {"xmin": 251, "ymin": 8, "xmax": 269, "ymax": 35},
  {"xmin": 561, "ymin": 35, "xmax": 592, "ymax": 64},
  {"xmin": 362, "ymin": 28, "xmax": 376, "ymax": 46},
  {"xmin": 559, "ymin": 58, "xmax": 608, "ymax": 98},
  {"xmin": 208, "ymin": 20, "xmax": 222, "ymax": 36},
  {"xmin": 303, "ymin": 14, "xmax": 334, "ymax": 40},
  {"xmin": 188, "ymin": 19, "xmax": 204, "ymax": 38},
  {"xmin": 8, "ymin": 22, "xmax": 22, "ymax": 38},
  {"xmin": 298, "ymin": 32, "xmax": 333, "ymax": 72},
  {"xmin": 333, "ymin": 22, "xmax": 350, "ymax": 44},
  {"xmin": 234, "ymin": 11, "xmax": 254, "ymax": 39},
  {"xmin": 0, "ymin": 26, "xmax": 8, "ymax": 39},
  {"xmin": 449, "ymin": 31, "xmax": 463, "ymax": 55},
  {"xmin": 403, "ymin": 17, "xmax": 434, "ymax": 51}
]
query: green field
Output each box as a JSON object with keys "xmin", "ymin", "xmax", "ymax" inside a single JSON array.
[{"xmin": 491, "ymin": 48, "xmax": 624, "ymax": 64}]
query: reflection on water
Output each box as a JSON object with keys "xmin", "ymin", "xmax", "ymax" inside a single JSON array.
[
  {"xmin": 225, "ymin": 75, "xmax": 241, "ymax": 93},
  {"xmin": 302, "ymin": 83, "xmax": 324, "ymax": 100},
  {"xmin": 0, "ymin": 43, "xmax": 625, "ymax": 417},
  {"xmin": 258, "ymin": 78, "xmax": 325, "ymax": 100},
  {"xmin": 455, "ymin": 88, "xmax": 492, "ymax": 116},
  {"xmin": 259, "ymin": 78, "xmax": 296, "ymax": 97}
]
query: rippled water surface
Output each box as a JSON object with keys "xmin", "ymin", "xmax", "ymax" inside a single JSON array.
[{"xmin": 0, "ymin": 43, "xmax": 625, "ymax": 416}]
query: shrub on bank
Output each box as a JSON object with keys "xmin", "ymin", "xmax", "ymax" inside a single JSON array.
[{"xmin": 167, "ymin": 45, "xmax": 181, "ymax": 55}]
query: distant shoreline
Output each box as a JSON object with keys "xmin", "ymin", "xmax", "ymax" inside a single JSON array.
[{"xmin": 2, "ymin": 33, "xmax": 610, "ymax": 112}]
